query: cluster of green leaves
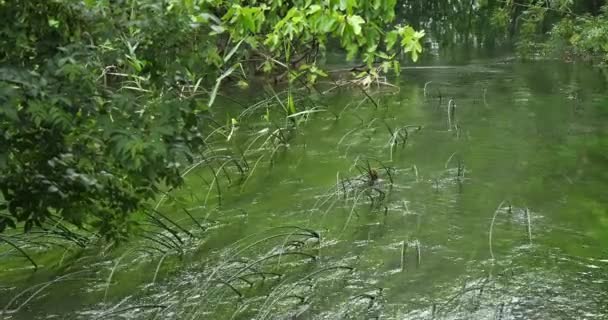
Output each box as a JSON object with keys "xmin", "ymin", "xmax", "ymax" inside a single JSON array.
[
  {"xmin": 184, "ymin": 0, "xmax": 424, "ymax": 90},
  {"xmin": 483, "ymin": 0, "xmax": 608, "ymax": 61},
  {"xmin": 0, "ymin": 0, "xmax": 423, "ymax": 242},
  {"xmin": 549, "ymin": 6, "xmax": 608, "ymax": 62},
  {"xmin": 399, "ymin": 0, "xmax": 608, "ymax": 61},
  {"xmin": 393, "ymin": 0, "xmax": 515, "ymax": 49},
  {"xmin": 0, "ymin": 1, "xmax": 214, "ymax": 242}
]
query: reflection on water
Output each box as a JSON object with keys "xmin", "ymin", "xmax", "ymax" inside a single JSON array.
[{"xmin": 1, "ymin": 56, "xmax": 607, "ymax": 319}]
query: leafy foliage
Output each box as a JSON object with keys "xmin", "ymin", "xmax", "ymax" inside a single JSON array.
[
  {"xmin": 398, "ymin": 0, "xmax": 608, "ymax": 62},
  {"xmin": 548, "ymin": 5, "xmax": 608, "ymax": 62},
  {"xmin": 0, "ymin": 0, "xmax": 423, "ymax": 242},
  {"xmin": 485, "ymin": 0, "xmax": 608, "ymax": 61}
]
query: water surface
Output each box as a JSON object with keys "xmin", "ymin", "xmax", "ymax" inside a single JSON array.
[{"xmin": 1, "ymin": 56, "xmax": 607, "ymax": 319}]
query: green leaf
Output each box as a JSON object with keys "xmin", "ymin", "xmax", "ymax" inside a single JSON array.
[
  {"xmin": 241, "ymin": 11, "xmax": 256, "ymax": 32},
  {"xmin": 347, "ymin": 15, "xmax": 365, "ymax": 35},
  {"xmin": 224, "ymin": 39, "xmax": 244, "ymax": 62},
  {"xmin": 386, "ymin": 30, "xmax": 398, "ymax": 50},
  {"xmin": 210, "ymin": 24, "xmax": 226, "ymax": 35},
  {"xmin": 316, "ymin": 15, "xmax": 336, "ymax": 33},
  {"xmin": 48, "ymin": 18, "xmax": 60, "ymax": 28},
  {"xmin": 307, "ymin": 4, "xmax": 322, "ymax": 15},
  {"xmin": 414, "ymin": 30, "xmax": 426, "ymax": 39},
  {"xmin": 209, "ymin": 66, "xmax": 236, "ymax": 108},
  {"xmin": 375, "ymin": 51, "xmax": 392, "ymax": 59},
  {"xmin": 381, "ymin": 61, "xmax": 390, "ymax": 73},
  {"xmin": 262, "ymin": 60, "xmax": 273, "ymax": 73},
  {"xmin": 346, "ymin": 43, "xmax": 359, "ymax": 60},
  {"xmin": 310, "ymin": 65, "xmax": 327, "ymax": 77},
  {"xmin": 340, "ymin": 0, "xmax": 358, "ymax": 13},
  {"xmin": 410, "ymin": 50, "xmax": 419, "ymax": 62},
  {"xmin": 287, "ymin": 91, "xmax": 296, "ymax": 114},
  {"xmin": 237, "ymin": 80, "xmax": 249, "ymax": 89},
  {"xmin": 400, "ymin": 26, "xmax": 424, "ymax": 62},
  {"xmin": 199, "ymin": 13, "xmax": 222, "ymax": 25},
  {"xmin": 363, "ymin": 52, "xmax": 375, "ymax": 67},
  {"xmin": 392, "ymin": 60, "xmax": 401, "ymax": 75}
]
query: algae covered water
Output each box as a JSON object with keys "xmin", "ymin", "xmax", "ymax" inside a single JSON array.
[{"xmin": 1, "ymin": 55, "xmax": 607, "ymax": 319}]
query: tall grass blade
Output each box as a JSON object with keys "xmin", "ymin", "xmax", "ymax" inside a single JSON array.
[
  {"xmin": 224, "ymin": 39, "xmax": 244, "ymax": 63},
  {"xmin": 525, "ymin": 208, "xmax": 532, "ymax": 244},
  {"xmin": 209, "ymin": 65, "xmax": 236, "ymax": 107},
  {"xmin": 415, "ymin": 240, "xmax": 421, "ymax": 268},
  {"xmin": 150, "ymin": 208, "xmax": 194, "ymax": 238},
  {"xmin": 182, "ymin": 208, "xmax": 206, "ymax": 231},
  {"xmin": 94, "ymin": 305, "xmax": 167, "ymax": 320},
  {"xmin": 152, "ymin": 253, "xmax": 168, "ymax": 284},
  {"xmin": 0, "ymin": 235, "xmax": 38, "ymax": 271},
  {"xmin": 104, "ymin": 251, "xmax": 131, "ymax": 302},
  {"xmin": 489, "ymin": 201, "xmax": 506, "ymax": 261},
  {"xmin": 3, "ymin": 270, "xmax": 92, "ymax": 314},
  {"xmin": 400, "ymin": 240, "xmax": 407, "ymax": 272}
]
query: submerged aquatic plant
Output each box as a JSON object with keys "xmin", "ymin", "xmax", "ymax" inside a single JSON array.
[
  {"xmin": 447, "ymin": 98, "xmax": 457, "ymax": 131},
  {"xmin": 400, "ymin": 240, "xmax": 407, "ymax": 272},
  {"xmin": 308, "ymin": 159, "xmax": 399, "ymax": 239},
  {"xmin": 315, "ymin": 160, "xmax": 395, "ymax": 214},
  {"xmin": 489, "ymin": 201, "xmax": 507, "ymax": 261},
  {"xmin": 0, "ymin": 235, "xmax": 38, "ymax": 271},
  {"xmin": 525, "ymin": 208, "xmax": 533, "ymax": 245},
  {"xmin": 3, "ymin": 270, "xmax": 99, "ymax": 316},
  {"xmin": 386, "ymin": 123, "xmax": 422, "ymax": 160},
  {"xmin": 489, "ymin": 201, "xmax": 538, "ymax": 261},
  {"xmin": 72, "ymin": 225, "xmax": 374, "ymax": 320}
]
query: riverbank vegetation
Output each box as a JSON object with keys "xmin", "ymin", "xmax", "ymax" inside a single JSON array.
[
  {"xmin": 1, "ymin": 1, "xmax": 608, "ymax": 319},
  {"xmin": 404, "ymin": 0, "xmax": 608, "ymax": 63},
  {"xmin": 2, "ymin": 0, "xmax": 607, "ymax": 248},
  {"xmin": 496, "ymin": 0, "xmax": 608, "ymax": 62},
  {"xmin": 0, "ymin": 0, "xmax": 424, "ymax": 244}
]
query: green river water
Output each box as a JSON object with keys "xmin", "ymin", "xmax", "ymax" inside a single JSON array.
[{"xmin": 1, "ymin": 53, "xmax": 608, "ymax": 319}]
